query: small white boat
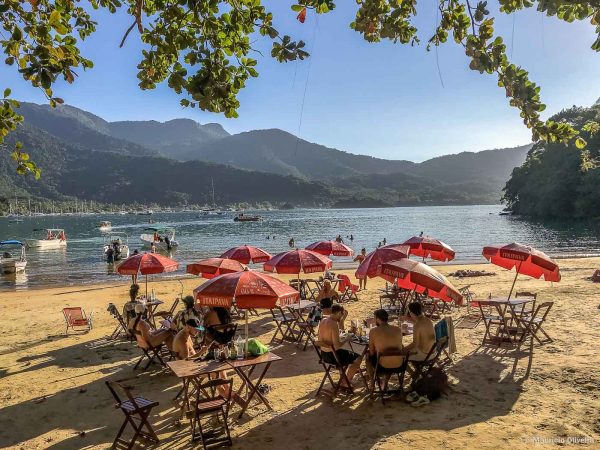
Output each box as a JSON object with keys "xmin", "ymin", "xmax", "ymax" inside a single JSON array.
[
  {"xmin": 103, "ymin": 232, "xmax": 130, "ymax": 263},
  {"xmin": 99, "ymin": 221, "xmax": 112, "ymax": 232},
  {"xmin": 25, "ymin": 228, "xmax": 67, "ymax": 249},
  {"xmin": 140, "ymin": 227, "xmax": 179, "ymax": 251},
  {"xmin": 0, "ymin": 240, "xmax": 27, "ymax": 274}
]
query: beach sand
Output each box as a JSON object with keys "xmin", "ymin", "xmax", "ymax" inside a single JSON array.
[{"xmin": 1, "ymin": 258, "xmax": 599, "ymax": 449}]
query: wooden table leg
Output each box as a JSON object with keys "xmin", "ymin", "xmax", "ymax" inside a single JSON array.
[{"xmin": 236, "ymin": 362, "xmax": 273, "ymax": 419}]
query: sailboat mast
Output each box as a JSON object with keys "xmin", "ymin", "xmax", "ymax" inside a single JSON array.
[{"xmin": 211, "ymin": 178, "xmax": 216, "ymax": 209}]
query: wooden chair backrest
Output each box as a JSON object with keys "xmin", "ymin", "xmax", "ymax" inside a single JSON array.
[
  {"xmin": 422, "ymin": 336, "xmax": 448, "ymax": 364},
  {"xmin": 210, "ymin": 323, "xmax": 238, "ymax": 345},
  {"xmin": 168, "ymin": 298, "xmax": 180, "ymax": 315},
  {"xmin": 106, "ymin": 380, "xmax": 141, "ymax": 410},
  {"xmin": 376, "ymin": 348, "xmax": 405, "ymax": 371},
  {"xmin": 515, "ymin": 291, "xmax": 537, "ymax": 300},
  {"xmin": 531, "ymin": 301, "xmax": 553, "ymax": 323},
  {"xmin": 63, "ymin": 307, "xmax": 85, "ymax": 324},
  {"xmin": 196, "ymin": 378, "xmax": 233, "ymax": 404}
]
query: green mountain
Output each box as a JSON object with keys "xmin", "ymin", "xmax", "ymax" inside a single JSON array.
[
  {"xmin": 1, "ymin": 102, "xmax": 532, "ymax": 209},
  {"xmin": 0, "ymin": 125, "xmax": 329, "ymax": 206}
]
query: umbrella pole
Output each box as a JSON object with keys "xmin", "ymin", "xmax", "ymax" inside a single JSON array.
[
  {"xmin": 507, "ymin": 265, "xmax": 521, "ymax": 300},
  {"xmin": 245, "ymin": 310, "xmax": 249, "ymax": 357},
  {"xmin": 145, "ymin": 274, "xmax": 148, "ymax": 298}
]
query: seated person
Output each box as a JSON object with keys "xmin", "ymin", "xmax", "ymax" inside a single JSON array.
[
  {"xmin": 172, "ymin": 295, "xmax": 204, "ymax": 331},
  {"xmin": 403, "ymin": 302, "xmax": 436, "ymax": 361},
  {"xmin": 320, "ymin": 297, "xmax": 347, "ymax": 331},
  {"xmin": 316, "ymin": 279, "xmax": 339, "ymax": 303},
  {"xmin": 123, "ymin": 284, "xmax": 141, "ymax": 330},
  {"xmin": 132, "ymin": 304, "xmax": 175, "ymax": 350},
  {"xmin": 172, "ymin": 319, "xmax": 204, "ymax": 360},
  {"xmin": 366, "ymin": 309, "xmax": 404, "ymax": 379},
  {"xmin": 317, "ymin": 305, "xmax": 362, "ymax": 388},
  {"xmin": 204, "ymin": 307, "xmax": 235, "ymax": 345}
]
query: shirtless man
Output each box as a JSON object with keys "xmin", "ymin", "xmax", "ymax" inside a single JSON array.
[
  {"xmin": 366, "ymin": 309, "xmax": 404, "ymax": 379},
  {"xmin": 404, "ymin": 302, "xmax": 436, "ymax": 361},
  {"xmin": 317, "ymin": 305, "xmax": 362, "ymax": 387},
  {"xmin": 319, "ymin": 297, "xmax": 347, "ymax": 331},
  {"xmin": 133, "ymin": 305, "xmax": 175, "ymax": 350},
  {"xmin": 172, "ymin": 319, "xmax": 204, "ymax": 360}
]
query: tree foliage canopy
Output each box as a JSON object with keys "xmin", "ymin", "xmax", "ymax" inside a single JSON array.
[
  {"xmin": 503, "ymin": 102, "xmax": 600, "ymax": 218},
  {"xmin": 1, "ymin": 0, "xmax": 599, "ymax": 177}
]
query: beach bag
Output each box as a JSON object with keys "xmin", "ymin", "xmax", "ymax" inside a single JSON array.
[
  {"xmin": 247, "ymin": 338, "xmax": 268, "ymax": 356},
  {"xmin": 414, "ymin": 367, "xmax": 449, "ymax": 401}
]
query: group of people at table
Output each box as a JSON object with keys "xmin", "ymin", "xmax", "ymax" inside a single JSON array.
[
  {"xmin": 121, "ymin": 278, "xmax": 437, "ymax": 395},
  {"xmin": 122, "ymin": 283, "xmax": 233, "ymax": 361}
]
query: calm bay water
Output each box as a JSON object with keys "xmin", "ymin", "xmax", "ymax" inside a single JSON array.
[{"xmin": 1, "ymin": 205, "xmax": 599, "ymax": 290}]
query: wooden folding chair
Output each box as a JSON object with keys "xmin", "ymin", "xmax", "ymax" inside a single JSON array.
[
  {"xmin": 313, "ymin": 341, "xmax": 366, "ymax": 397},
  {"xmin": 62, "ymin": 307, "xmax": 93, "ymax": 335},
  {"xmin": 370, "ymin": 350, "xmax": 408, "ymax": 404},
  {"xmin": 518, "ymin": 301, "xmax": 554, "ymax": 344},
  {"xmin": 186, "ymin": 378, "xmax": 233, "ymax": 450},
  {"xmin": 154, "ymin": 297, "xmax": 180, "ymax": 320},
  {"xmin": 515, "ymin": 291, "xmax": 537, "ymax": 317},
  {"xmin": 269, "ymin": 307, "xmax": 296, "ymax": 344},
  {"xmin": 107, "ymin": 303, "xmax": 133, "ymax": 341},
  {"xmin": 105, "ymin": 380, "xmax": 159, "ymax": 449},
  {"xmin": 478, "ymin": 302, "xmax": 505, "ymax": 345},
  {"xmin": 407, "ymin": 337, "xmax": 448, "ymax": 391},
  {"xmin": 232, "ymin": 299, "xmax": 258, "ymax": 318}
]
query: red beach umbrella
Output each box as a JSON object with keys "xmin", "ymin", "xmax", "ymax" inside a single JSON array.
[
  {"xmin": 305, "ymin": 240, "xmax": 354, "ymax": 257},
  {"xmin": 355, "ymin": 244, "xmax": 410, "ymax": 280},
  {"xmin": 379, "ymin": 258, "xmax": 463, "ymax": 304},
  {"xmin": 186, "ymin": 258, "xmax": 245, "ymax": 279},
  {"xmin": 117, "ymin": 252, "xmax": 179, "ymax": 296},
  {"xmin": 194, "ymin": 269, "xmax": 300, "ymax": 353},
  {"xmin": 403, "ymin": 235, "xmax": 456, "ymax": 262},
  {"xmin": 482, "ymin": 243, "xmax": 561, "ymax": 298},
  {"xmin": 220, "ymin": 245, "xmax": 272, "ymax": 264},
  {"xmin": 193, "ymin": 269, "xmax": 300, "ymax": 309},
  {"xmin": 263, "ymin": 249, "xmax": 332, "ymax": 275}
]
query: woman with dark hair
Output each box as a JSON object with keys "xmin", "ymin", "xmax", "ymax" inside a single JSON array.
[
  {"xmin": 204, "ymin": 307, "xmax": 234, "ymax": 345},
  {"xmin": 123, "ymin": 284, "xmax": 141, "ymax": 330}
]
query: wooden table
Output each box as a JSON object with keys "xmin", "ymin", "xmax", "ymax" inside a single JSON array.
[
  {"xmin": 477, "ymin": 297, "xmax": 533, "ymax": 343},
  {"xmin": 167, "ymin": 352, "xmax": 282, "ymax": 419}
]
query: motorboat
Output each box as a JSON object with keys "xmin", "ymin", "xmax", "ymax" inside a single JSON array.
[
  {"xmin": 140, "ymin": 227, "xmax": 179, "ymax": 251},
  {"xmin": 99, "ymin": 221, "xmax": 112, "ymax": 232},
  {"xmin": 103, "ymin": 232, "xmax": 130, "ymax": 263},
  {"xmin": 233, "ymin": 213, "xmax": 261, "ymax": 222},
  {"xmin": 0, "ymin": 240, "xmax": 27, "ymax": 274},
  {"xmin": 25, "ymin": 228, "xmax": 67, "ymax": 249}
]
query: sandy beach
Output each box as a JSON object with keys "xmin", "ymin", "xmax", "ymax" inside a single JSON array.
[{"xmin": 1, "ymin": 258, "xmax": 599, "ymax": 449}]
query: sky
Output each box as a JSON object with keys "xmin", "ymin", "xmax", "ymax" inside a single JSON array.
[{"xmin": 2, "ymin": 2, "xmax": 599, "ymax": 162}]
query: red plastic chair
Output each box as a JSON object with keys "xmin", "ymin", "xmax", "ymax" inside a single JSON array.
[
  {"xmin": 337, "ymin": 274, "xmax": 359, "ymax": 302},
  {"xmin": 63, "ymin": 307, "xmax": 93, "ymax": 334}
]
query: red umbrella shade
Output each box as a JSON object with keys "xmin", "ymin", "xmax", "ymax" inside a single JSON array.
[
  {"xmin": 186, "ymin": 258, "xmax": 245, "ymax": 279},
  {"xmin": 193, "ymin": 270, "xmax": 300, "ymax": 309},
  {"xmin": 403, "ymin": 235, "xmax": 456, "ymax": 262},
  {"xmin": 220, "ymin": 245, "xmax": 272, "ymax": 264},
  {"xmin": 482, "ymin": 243, "xmax": 560, "ymax": 282},
  {"xmin": 355, "ymin": 244, "xmax": 410, "ymax": 280},
  {"xmin": 305, "ymin": 240, "xmax": 354, "ymax": 257},
  {"xmin": 379, "ymin": 258, "xmax": 463, "ymax": 304},
  {"xmin": 117, "ymin": 252, "xmax": 179, "ymax": 276},
  {"xmin": 263, "ymin": 249, "xmax": 332, "ymax": 275}
]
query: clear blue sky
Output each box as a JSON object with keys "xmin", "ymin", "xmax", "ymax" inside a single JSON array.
[{"xmin": 2, "ymin": 1, "xmax": 599, "ymax": 161}]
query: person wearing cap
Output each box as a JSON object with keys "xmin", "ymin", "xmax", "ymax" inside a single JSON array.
[
  {"xmin": 366, "ymin": 309, "xmax": 405, "ymax": 380},
  {"xmin": 172, "ymin": 319, "xmax": 204, "ymax": 360}
]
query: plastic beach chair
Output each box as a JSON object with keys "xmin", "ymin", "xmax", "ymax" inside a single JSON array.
[{"xmin": 62, "ymin": 307, "xmax": 93, "ymax": 334}]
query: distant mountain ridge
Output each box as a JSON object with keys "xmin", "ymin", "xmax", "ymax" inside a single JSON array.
[{"xmin": 1, "ymin": 101, "xmax": 532, "ymax": 208}]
